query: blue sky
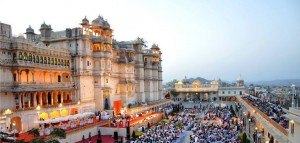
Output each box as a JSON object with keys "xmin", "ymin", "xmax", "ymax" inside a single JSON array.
[{"xmin": 1, "ymin": 0, "xmax": 299, "ymax": 82}]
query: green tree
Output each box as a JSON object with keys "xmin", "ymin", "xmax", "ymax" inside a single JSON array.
[
  {"xmin": 170, "ymin": 90, "xmax": 179, "ymax": 97},
  {"xmin": 166, "ymin": 79, "xmax": 178, "ymax": 88}
]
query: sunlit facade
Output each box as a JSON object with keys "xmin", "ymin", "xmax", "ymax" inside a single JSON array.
[
  {"xmin": 0, "ymin": 15, "xmax": 163, "ymax": 132},
  {"xmin": 173, "ymin": 77, "xmax": 245, "ymax": 101}
]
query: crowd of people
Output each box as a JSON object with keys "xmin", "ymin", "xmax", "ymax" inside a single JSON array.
[
  {"xmin": 131, "ymin": 103, "xmax": 244, "ymax": 143},
  {"xmin": 38, "ymin": 116, "xmax": 95, "ymax": 136},
  {"xmin": 190, "ymin": 105, "xmax": 241, "ymax": 143},
  {"xmin": 245, "ymin": 96, "xmax": 289, "ymax": 128}
]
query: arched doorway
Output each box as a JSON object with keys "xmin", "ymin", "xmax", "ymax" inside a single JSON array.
[
  {"xmin": 11, "ymin": 116, "xmax": 22, "ymax": 132},
  {"xmin": 47, "ymin": 92, "xmax": 51, "ymax": 105},
  {"xmin": 103, "ymin": 90, "xmax": 110, "ymax": 110},
  {"xmin": 58, "ymin": 94, "xmax": 62, "ymax": 103},
  {"xmin": 204, "ymin": 93, "xmax": 208, "ymax": 101}
]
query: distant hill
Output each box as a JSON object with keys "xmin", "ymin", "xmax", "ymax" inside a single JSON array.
[
  {"xmin": 246, "ymin": 79, "xmax": 300, "ymax": 86},
  {"xmin": 186, "ymin": 77, "xmax": 211, "ymax": 84}
]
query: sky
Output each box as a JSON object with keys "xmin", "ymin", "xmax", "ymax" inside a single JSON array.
[{"xmin": 1, "ymin": 0, "xmax": 300, "ymax": 82}]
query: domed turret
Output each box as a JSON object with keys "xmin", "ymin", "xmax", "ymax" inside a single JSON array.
[
  {"xmin": 151, "ymin": 43, "xmax": 160, "ymax": 50},
  {"xmin": 25, "ymin": 25, "xmax": 36, "ymax": 41},
  {"xmin": 103, "ymin": 21, "xmax": 110, "ymax": 28},
  {"xmin": 26, "ymin": 25, "xmax": 34, "ymax": 34},
  {"xmin": 40, "ymin": 22, "xmax": 48, "ymax": 29},
  {"xmin": 236, "ymin": 75, "xmax": 244, "ymax": 87},
  {"xmin": 92, "ymin": 15, "xmax": 105, "ymax": 27},
  {"xmin": 39, "ymin": 22, "xmax": 52, "ymax": 38},
  {"xmin": 82, "ymin": 16, "xmax": 89, "ymax": 24}
]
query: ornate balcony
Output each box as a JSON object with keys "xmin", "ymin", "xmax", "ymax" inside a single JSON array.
[
  {"xmin": 91, "ymin": 37, "xmax": 111, "ymax": 44},
  {"xmin": 0, "ymin": 82, "xmax": 76, "ymax": 92}
]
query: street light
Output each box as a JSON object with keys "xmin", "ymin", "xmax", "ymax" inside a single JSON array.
[
  {"xmin": 248, "ymin": 118, "xmax": 251, "ymax": 134},
  {"xmin": 244, "ymin": 113, "xmax": 246, "ymax": 127},
  {"xmin": 255, "ymin": 127, "xmax": 258, "ymax": 143},
  {"xmin": 12, "ymin": 121, "xmax": 16, "ymax": 141}
]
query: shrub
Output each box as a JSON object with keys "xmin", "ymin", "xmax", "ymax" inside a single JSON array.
[{"xmin": 135, "ymin": 131, "xmax": 144, "ymax": 137}]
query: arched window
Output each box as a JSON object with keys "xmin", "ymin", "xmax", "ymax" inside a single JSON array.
[
  {"xmin": 18, "ymin": 52, "xmax": 23, "ymax": 60},
  {"xmin": 33, "ymin": 55, "xmax": 35, "ymax": 63},
  {"xmin": 28, "ymin": 53, "xmax": 32, "ymax": 61},
  {"xmin": 24, "ymin": 52, "xmax": 27, "ymax": 61},
  {"xmin": 40, "ymin": 56, "xmax": 43, "ymax": 63},
  {"xmin": 58, "ymin": 59, "xmax": 60, "ymax": 65},
  {"xmin": 64, "ymin": 60, "xmax": 66, "ymax": 66},
  {"xmin": 54, "ymin": 58, "xmax": 57, "ymax": 65},
  {"xmin": 51, "ymin": 58, "xmax": 54, "ymax": 65},
  {"xmin": 36, "ymin": 56, "xmax": 39, "ymax": 63},
  {"xmin": 48, "ymin": 57, "xmax": 50, "ymax": 64},
  {"xmin": 67, "ymin": 60, "xmax": 69, "ymax": 66},
  {"xmin": 44, "ymin": 57, "xmax": 47, "ymax": 64},
  {"xmin": 13, "ymin": 53, "xmax": 17, "ymax": 61}
]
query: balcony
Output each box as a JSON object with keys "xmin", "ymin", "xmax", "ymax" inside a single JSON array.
[
  {"xmin": 91, "ymin": 37, "xmax": 111, "ymax": 44},
  {"xmin": 0, "ymin": 82, "xmax": 76, "ymax": 92},
  {"xmin": 1, "ymin": 102, "xmax": 78, "ymax": 115},
  {"xmin": 175, "ymin": 87, "xmax": 218, "ymax": 92},
  {"xmin": 15, "ymin": 60, "xmax": 71, "ymax": 70},
  {"xmin": 241, "ymin": 97, "xmax": 289, "ymax": 136},
  {"xmin": 93, "ymin": 51, "xmax": 112, "ymax": 58}
]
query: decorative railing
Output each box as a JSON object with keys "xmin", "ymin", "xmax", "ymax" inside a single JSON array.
[
  {"xmin": 0, "ymin": 82, "xmax": 75, "ymax": 89},
  {"xmin": 175, "ymin": 87, "xmax": 218, "ymax": 92},
  {"xmin": 242, "ymin": 97, "xmax": 288, "ymax": 136},
  {"xmin": 1, "ymin": 102, "xmax": 78, "ymax": 115},
  {"xmin": 128, "ymin": 99, "xmax": 171, "ymax": 114}
]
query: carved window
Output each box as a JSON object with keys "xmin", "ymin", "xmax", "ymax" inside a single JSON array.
[
  {"xmin": 24, "ymin": 52, "xmax": 27, "ymax": 61},
  {"xmin": 58, "ymin": 59, "xmax": 60, "ymax": 65},
  {"xmin": 48, "ymin": 57, "xmax": 50, "ymax": 64},
  {"xmin": 40, "ymin": 56, "xmax": 43, "ymax": 63},
  {"xmin": 28, "ymin": 53, "xmax": 32, "ymax": 61},
  {"xmin": 51, "ymin": 58, "xmax": 54, "ymax": 65},
  {"xmin": 33, "ymin": 55, "xmax": 35, "ymax": 63},
  {"xmin": 13, "ymin": 53, "xmax": 16, "ymax": 61},
  {"xmin": 54, "ymin": 58, "xmax": 57, "ymax": 65},
  {"xmin": 44, "ymin": 57, "xmax": 47, "ymax": 64},
  {"xmin": 36, "ymin": 56, "xmax": 39, "ymax": 63}
]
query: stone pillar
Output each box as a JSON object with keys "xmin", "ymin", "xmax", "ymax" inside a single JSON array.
[
  {"xmin": 32, "ymin": 70, "xmax": 35, "ymax": 83},
  {"xmin": 28, "ymin": 93, "xmax": 31, "ymax": 107},
  {"xmin": 45, "ymin": 92, "xmax": 48, "ymax": 105},
  {"xmin": 61, "ymin": 91, "xmax": 64, "ymax": 103},
  {"xmin": 51, "ymin": 92, "xmax": 54, "ymax": 105},
  {"xmin": 18, "ymin": 93, "xmax": 22, "ymax": 109},
  {"xmin": 18, "ymin": 70, "xmax": 21, "ymax": 83},
  {"xmin": 22, "ymin": 93, "xmax": 25, "ymax": 108},
  {"xmin": 39, "ymin": 92, "xmax": 43, "ymax": 106}
]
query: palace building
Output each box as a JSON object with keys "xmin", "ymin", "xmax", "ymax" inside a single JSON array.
[
  {"xmin": 173, "ymin": 77, "xmax": 245, "ymax": 101},
  {"xmin": 0, "ymin": 15, "xmax": 164, "ymax": 132}
]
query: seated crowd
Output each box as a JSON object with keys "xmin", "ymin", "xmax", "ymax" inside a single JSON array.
[
  {"xmin": 245, "ymin": 96, "xmax": 289, "ymax": 128},
  {"xmin": 190, "ymin": 105, "xmax": 241, "ymax": 143}
]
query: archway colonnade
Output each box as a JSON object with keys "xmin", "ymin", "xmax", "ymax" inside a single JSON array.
[
  {"xmin": 14, "ymin": 90, "xmax": 76, "ymax": 109},
  {"xmin": 12, "ymin": 69, "xmax": 72, "ymax": 84}
]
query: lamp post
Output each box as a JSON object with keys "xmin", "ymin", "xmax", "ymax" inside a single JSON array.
[
  {"xmin": 12, "ymin": 122, "xmax": 16, "ymax": 141},
  {"xmin": 248, "ymin": 118, "xmax": 251, "ymax": 135},
  {"xmin": 255, "ymin": 127, "xmax": 258, "ymax": 143}
]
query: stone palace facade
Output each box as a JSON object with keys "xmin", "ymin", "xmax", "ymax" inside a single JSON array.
[{"xmin": 0, "ymin": 15, "xmax": 163, "ymax": 132}]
